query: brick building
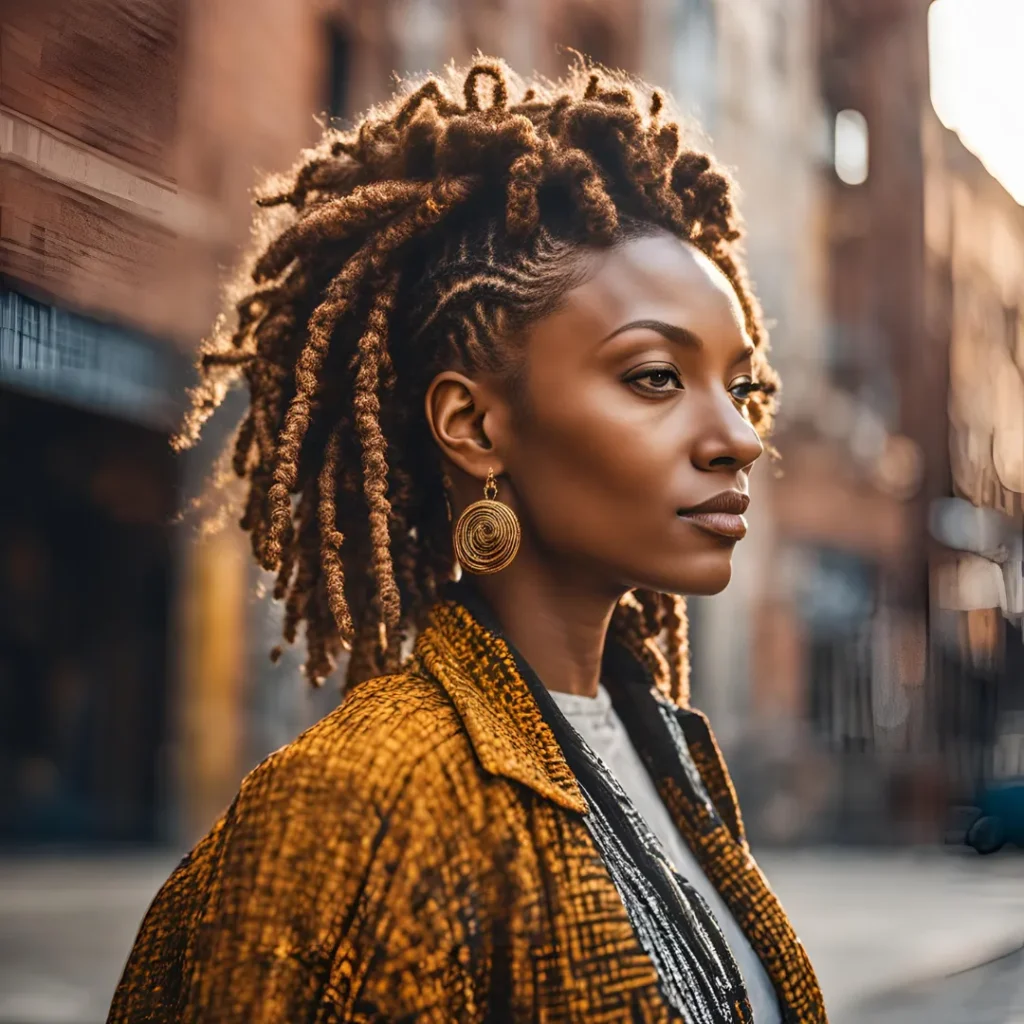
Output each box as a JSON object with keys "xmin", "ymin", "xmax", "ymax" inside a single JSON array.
[
  {"xmin": 923, "ymin": 113, "xmax": 1024, "ymax": 801},
  {"xmin": 0, "ymin": 0, "xmax": 882, "ymax": 847},
  {"xmin": 0, "ymin": 1, "xmax": 193, "ymax": 843},
  {"xmin": 3, "ymin": 0, "xmax": 1017, "ymax": 847},
  {"xmin": 733, "ymin": 0, "xmax": 1023, "ymax": 844},
  {"xmin": 0, "ymin": 0, "xmax": 667, "ymax": 845}
]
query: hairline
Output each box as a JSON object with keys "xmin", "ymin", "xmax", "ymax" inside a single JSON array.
[{"xmin": 488, "ymin": 219, "xmax": 688, "ymax": 416}]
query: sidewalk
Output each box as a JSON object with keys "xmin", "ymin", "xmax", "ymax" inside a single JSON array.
[
  {"xmin": 0, "ymin": 847, "xmax": 1021, "ymax": 1023},
  {"xmin": 0, "ymin": 854, "xmax": 178, "ymax": 1024},
  {"xmin": 758, "ymin": 847, "xmax": 1024, "ymax": 1021},
  {"xmin": 842, "ymin": 946, "xmax": 1024, "ymax": 1024}
]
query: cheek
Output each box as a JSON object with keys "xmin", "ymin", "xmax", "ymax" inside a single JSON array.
[
  {"xmin": 509, "ymin": 379, "xmax": 682, "ymax": 541},
  {"xmin": 507, "ymin": 383, "xmax": 740, "ymax": 596}
]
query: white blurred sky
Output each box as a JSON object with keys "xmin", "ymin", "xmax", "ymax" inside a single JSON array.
[{"xmin": 929, "ymin": 0, "xmax": 1024, "ymax": 205}]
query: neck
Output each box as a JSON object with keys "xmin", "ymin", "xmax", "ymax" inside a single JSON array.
[{"xmin": 470, "ymin": 555, "xmax": 621, "ymax": 699}]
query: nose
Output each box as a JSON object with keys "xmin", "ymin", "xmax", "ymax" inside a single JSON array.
[{"xmin": 690, "ymin": 396, "xmax": 764, "ymax": 473}]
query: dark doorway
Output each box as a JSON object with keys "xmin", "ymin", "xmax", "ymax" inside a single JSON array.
[
  {"xmin": 568, "ymin": 9, "xmax": 617, "ymax": 69},
  {"xmin": 325, "ymin": 20, "xmax": 351, "ymax": 122},
  {"xmin": 0, "ymin": 389, "xmax": 177, "ymax": 844}
]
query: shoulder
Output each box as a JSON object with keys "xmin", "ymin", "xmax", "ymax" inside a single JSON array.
[
  {"xmin": 236, "ymin": 667, "xmax": 475, "ymax": 820},
  {"xmin": 111, "ymin": 672, "xmax": 485, "ymax": 1020}
]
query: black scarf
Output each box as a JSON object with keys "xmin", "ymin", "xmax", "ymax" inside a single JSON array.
[{"xmin": 447, "ymin": 582, "xmax": 752, "ymax": 1023}]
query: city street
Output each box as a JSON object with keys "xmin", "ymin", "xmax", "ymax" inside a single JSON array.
[
  {"xmin": 845, "ymin": 946, "xmax": 1024, "ymax": 1024},
  {"xmin": 0, "ymin": 846, "xmax": 1021, "ymax": 1023},
  {"xmin": 0, "ymin": 854, "xmax": 175, "ymax": 1024},
  {"xmin": 760, "ymin": 847, "xmax": 1024, "ymax": 1021}
]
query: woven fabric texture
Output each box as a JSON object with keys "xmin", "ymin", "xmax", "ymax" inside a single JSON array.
[{"xmin": 107, "ymin": 598, "xmax": 827, "ymax": 1023}]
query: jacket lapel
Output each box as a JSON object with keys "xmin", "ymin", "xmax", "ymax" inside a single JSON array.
[
  {"xmin": 655, "ymin": 709, "xmax": 826, "ymax": 1024},
  {"xmin": 602, "ymin": 643, "xmax": 826, "ymax": 1024},
  {"xmin": 413, "ymin": 598, "xmax": 587, "ymax": 814},
  {"xmin": 415, "ymin": 593, "xmax": 827, "ymax": 1024}
]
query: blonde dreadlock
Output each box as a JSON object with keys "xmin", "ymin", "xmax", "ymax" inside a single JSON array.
[{"xmin": 178, "ymin": 58, "xmax": 778, "ymax": 697}]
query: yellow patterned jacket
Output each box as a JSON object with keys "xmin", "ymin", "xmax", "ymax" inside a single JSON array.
[{"xmin": 108, "ymin": 597, "xmax": 827, "ymax": 1023}]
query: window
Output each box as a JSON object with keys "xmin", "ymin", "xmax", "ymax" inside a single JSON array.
[
  {"xmin": 0, "ymin": 288, "xmax": 187, "ymax": 429},
  {"xmin": 670, "ymin": 0, "xmax": 717, "ymax": 126},
  {"xmin": 834, "ymin": 108, "xmax": 869, "ymax": 185},
  {"xmin": 325, "ymin": 21, "xmax": 351, "ymax": 122},
  {"xmin": 394, "ymin": 0, "xmax": 449, "ymax": 77}
]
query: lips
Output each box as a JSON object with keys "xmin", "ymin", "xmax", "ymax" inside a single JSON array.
[{"xmin": 677, "ymin": 490, "xmax": 750, "ymax": 541}]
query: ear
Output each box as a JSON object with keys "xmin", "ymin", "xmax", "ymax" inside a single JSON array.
[{"xmin": 424, "ymin": 370, "xmax": 508, "ymax": 482}]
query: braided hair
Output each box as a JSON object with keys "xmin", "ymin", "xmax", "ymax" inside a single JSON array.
[{"xmin": 178, "ymin": 58, "xmax": 779, "ymax": 700}]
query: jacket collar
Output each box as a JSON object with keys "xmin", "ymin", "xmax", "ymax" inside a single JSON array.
[
  {"xmin": 413, "ymin": 588, "xmax": 590, "ymax": 813},
  {"xmin": 412, "ymin": 587, "xmax": 826, "ymax": 1022},
  {"xmin": 412, "ymin": 585, "xmax": 747, "ymax": 841}
]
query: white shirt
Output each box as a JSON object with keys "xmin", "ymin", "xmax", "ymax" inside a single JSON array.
[{"xmin": 549, "ymin": 684, "xmax": 781, "ymax": 1024}]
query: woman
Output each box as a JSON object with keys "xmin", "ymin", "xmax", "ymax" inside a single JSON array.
[{"xmin": 108, "ymin": 59, "xmax": 826, "ymax": 1023}]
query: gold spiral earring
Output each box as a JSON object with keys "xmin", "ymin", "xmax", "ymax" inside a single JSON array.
[{"xmin": 453, "ymin": 468, "xmax": 521, "ymax": 575}]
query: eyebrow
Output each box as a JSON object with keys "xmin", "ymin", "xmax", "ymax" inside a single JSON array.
[{"xmin": 599, "ymin": 318, "xmax": 754, "ymax": 366}]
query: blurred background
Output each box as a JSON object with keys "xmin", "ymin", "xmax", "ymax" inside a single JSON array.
[{"xmin": 0, "ymin": 0, "xmax": 1022, "ymax": 1020}]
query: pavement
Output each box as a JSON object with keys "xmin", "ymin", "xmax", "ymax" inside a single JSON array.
[
  {"xmin": 843, "ymin": 946, "xmax": 1024, "ymax": 1024},
  {"xmin": 757, "ymin": 847, "xmax": 1024, "ymax": 1022},
  {"xmin": 0, "ymin": 854, "xmax": 176, "ymax": 1024},
  {"xmin": 0, "ymin": 846, "xmax": 1021, "ymax": 1023}
]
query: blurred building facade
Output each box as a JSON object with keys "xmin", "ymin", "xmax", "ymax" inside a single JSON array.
[
  {"xmin": 736, "ymin": 0, "xmax": 1024, "ymax": 844},
  {"xmin": 923, "ymin": 111, "xmax": 1024, "ymax": 809},
  {"xmin": 1, "ymin": 0, "xmax": 1020, "ymax": 848},
  {"xmin": 731, "ymin": 0, "xmax": 944, "ymax": 844},
  {"xmin": 0, "ymin": 1, "xmax": 193, "ymax": 842}
]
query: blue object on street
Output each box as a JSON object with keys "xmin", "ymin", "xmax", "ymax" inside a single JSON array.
[{"xmin": 967, "ymin": 779, "xmax": 1024, "ymax": 854}]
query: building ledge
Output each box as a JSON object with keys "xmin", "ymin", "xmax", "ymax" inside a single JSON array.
[{"xmin": 0, "ymin": 105, "xmax": 226, "ymax": 244}]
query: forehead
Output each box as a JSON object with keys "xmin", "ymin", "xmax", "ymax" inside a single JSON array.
[{"xmin": 560, "ymin": 233, "xmax": 748, "ymax": 342}]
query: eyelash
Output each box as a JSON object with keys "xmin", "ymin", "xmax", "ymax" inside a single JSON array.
[
  {"xmin": 626, "ymin": 366, "xmax": 683, "ymax": 394},
  {"xmin": 626, "ymin": 366, "xmax": 765, "ymax": 403},
  {"xmin": 729, "ymin": 380, "xmax": 765, "ymax": 403}
]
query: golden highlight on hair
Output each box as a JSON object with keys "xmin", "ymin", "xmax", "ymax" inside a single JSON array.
[{"xmin": 177, "ymin": 57, "xmax": 778, "ymax": 697}]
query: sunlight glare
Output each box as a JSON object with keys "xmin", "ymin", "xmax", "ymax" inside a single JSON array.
[{"xmin": 929, "ymin": 0, "xmax": 1024, "ymax": 205}]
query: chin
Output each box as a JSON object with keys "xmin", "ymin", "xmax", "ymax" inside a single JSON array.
[{"xmin": 644, "ymin": 548, "xmax": 735, "ymax": 597}]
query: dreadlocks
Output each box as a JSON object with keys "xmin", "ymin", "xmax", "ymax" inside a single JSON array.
[{"xmin": 177, "ymin": 58, "xmax": 779, "ymax": 699}]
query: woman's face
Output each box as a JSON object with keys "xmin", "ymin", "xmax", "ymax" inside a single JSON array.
[{"xmin": 495, "ymin": 231, "xmax": 764, "ymax": 598}]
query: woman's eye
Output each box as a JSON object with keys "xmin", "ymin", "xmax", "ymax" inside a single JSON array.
[
  {"xmin": 729, "ymin": 378, "xmax": 763, "ymax": 403},
  {"xmin": 627, "ymin": 366, "xmax": 683, "ymax": 395}
]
